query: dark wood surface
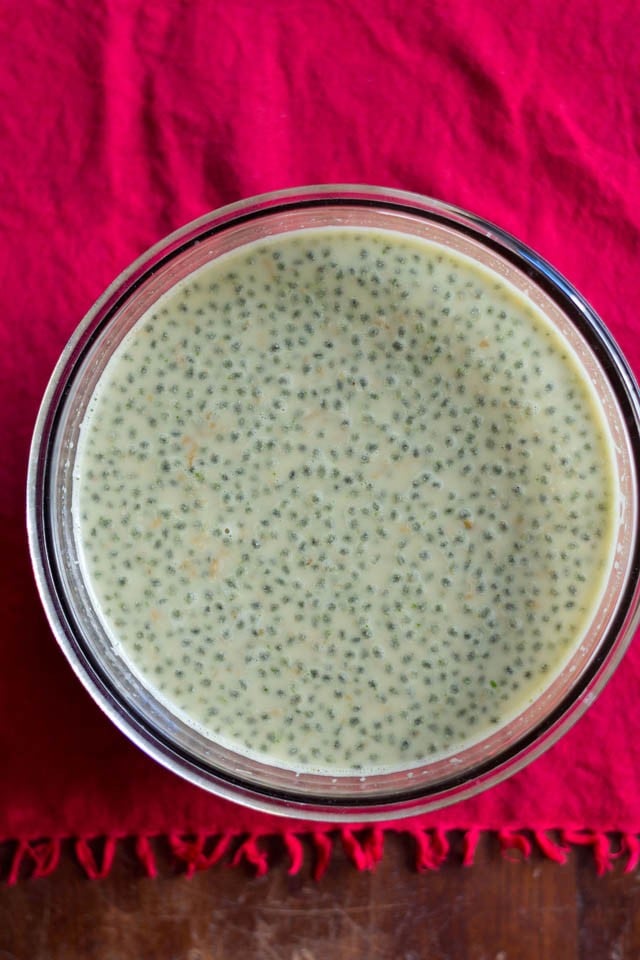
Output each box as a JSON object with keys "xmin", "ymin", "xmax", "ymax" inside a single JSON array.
[{"xmin": 1, "ymin": 833, "xmax": 639, "ymax": 958}]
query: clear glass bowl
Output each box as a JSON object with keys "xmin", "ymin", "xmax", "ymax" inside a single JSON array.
[{"xmin": 27, "ymin": 185, "xmax": 640, "ymax": 821}]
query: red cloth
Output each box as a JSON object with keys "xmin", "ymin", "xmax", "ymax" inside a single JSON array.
[{"xmin": 1, "ymin": 0, "xmax": 639, "ymax": 868}]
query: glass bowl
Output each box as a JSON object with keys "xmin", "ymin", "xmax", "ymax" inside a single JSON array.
[{"xmin": 27, "ymin": 185, "xmax": 640, "ymax": 821}]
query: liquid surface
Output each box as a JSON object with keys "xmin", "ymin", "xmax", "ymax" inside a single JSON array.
[{"xmin": 75, "ymin": 228, "xmax": 616, "ymax": 773}]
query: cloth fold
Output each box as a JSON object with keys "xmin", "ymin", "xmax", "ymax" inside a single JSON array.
[{"xmin": 1, "ymin": 0, "xmax": 639, "ymax": 877}]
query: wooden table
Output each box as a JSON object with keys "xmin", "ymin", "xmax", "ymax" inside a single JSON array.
[{"xmin": 1, "ymin": 833, "xmax": 638, "ymax": 958}]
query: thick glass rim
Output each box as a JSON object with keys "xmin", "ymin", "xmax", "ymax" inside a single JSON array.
[{"xmin": 27, "ymin": 185, "xmax": 640, "ymax": 821}]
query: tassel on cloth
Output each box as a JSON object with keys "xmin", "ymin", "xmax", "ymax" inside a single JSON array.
[
  {"xmin": 230, "ymin": 835, "xmax": 270, "ymax": 876},
  {"xmin": 284, "ymin": 832, "xmax": 304, "ymax": 876},
  {"xmin": 411, "ymin": 828, "xmax": 450, "ymax": 872},
  {"xmin": 561, "ymin": 830, "xmax": 617, "ymax": 876},
  {"xmin": 498, "ymin": 829, "xmax": 532, "ymax": 862},
  {"xmin": 621, "ymin": 834, "xmax": 640, "ymax": 874},
  {"xmin": 75, "ymin": 836, "xmax": 118, "ymax": 879},
  {"xmin": 312, "ymin": 831, "xmax": 333, "ymax": 880},
  {"xmin": 340, "ymin": 827, "xmax": 385, "ymax": 871},
  {"xmin": 533, "ymin": 831, "xmax": 570, "ymax": 865},
  {"xmin": 168, "ymin": 832, "xmax": 235, "ymax": 878},
  {"xmin": 462, "ymin": 827, "xmax": 481, "ymax": 866},
  {"xmin": 135, "ymin": 835, "xmax": 158, "ymax": 878},
  {"xmin": 7, "ymin": 838, "xmax": 61, "ymax": 885}
]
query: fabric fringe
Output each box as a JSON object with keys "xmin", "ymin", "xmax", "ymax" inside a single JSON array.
[
  {"xmin": 498, "ymin": 829, "xmax": 532, "ymax": 861},
  {"xmin": 560, "ymin": 830, "xmax": 620, "ymax": 876},
  {"xmin": 533, "ymin": 830, "xmax": 570, "ymax": 864},
  {"xmin": 284, "ymin": 832, "xmax": 304, "ymax": 875},
  {"xmin": 312, "ymin": 831, "xmax": 333, "ymax": 880},
  {"xmin": 4, "ymin": 829, "xmax": 640, "ymax": 882},
  {"xmin": 74, "ymin": 837, "xmax": 118, "ymax": 879},
  {"xmin": 135, "ymin": 835, "xmax": 158, "ymax": 879},
  {"xmin": 7, "ymin": 838, "xmax": 61, "ymax": 886},
  {"xmin": 168, "ymin": 832, "xmax": 236, "ymax": 877},
  {"xmin": 340, "ymin": 827, "xmax": 385, "ymax": 872},
  {"xmin": 462, "ymin": 826, "xmax": 481, "ymax": 866},
  {"xmin": 230, "ymin": 836, "xmax": 270, "ymax": 876},
  {"xmin": 411, "ymin": 827, "xmax": 450, "ymax": 872}
]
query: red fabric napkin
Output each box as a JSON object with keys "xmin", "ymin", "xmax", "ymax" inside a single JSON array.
[{"xmin": 1, "ymin": 0, "xmax": 639, "ymax": 880}]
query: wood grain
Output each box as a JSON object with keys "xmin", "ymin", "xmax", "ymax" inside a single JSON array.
[{"xmin": 0, "ymin": 834, "xmax": 638, "ymax": 959}]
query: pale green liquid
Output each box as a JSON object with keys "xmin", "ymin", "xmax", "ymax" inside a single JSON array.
[{"xmin": 74, "ymin": 228, "xmax": 617, "ymax": 774}]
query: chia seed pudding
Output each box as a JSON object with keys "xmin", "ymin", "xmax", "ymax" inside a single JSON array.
[{"xmin": 74, "ymin": 227, "xmax": 617, "ymax": 775}]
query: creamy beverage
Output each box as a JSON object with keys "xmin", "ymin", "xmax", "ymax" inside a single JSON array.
[{"xmin": 74, "ymin": 227, "xmax": 616, "ymax": 774}]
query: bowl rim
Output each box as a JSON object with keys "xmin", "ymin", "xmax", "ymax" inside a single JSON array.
[{"xmin": 26, "ymin": 184, "xmax": 640, "ymax": 821}]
